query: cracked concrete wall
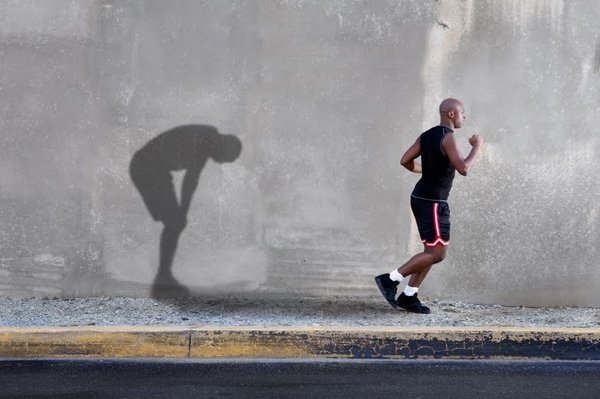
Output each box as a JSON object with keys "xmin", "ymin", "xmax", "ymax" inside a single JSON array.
[{"xmin": 0, "ymin": 1, "xmax": 598, "ymax": 306}]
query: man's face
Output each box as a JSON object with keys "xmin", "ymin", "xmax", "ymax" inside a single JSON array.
[{"xmin": 452, "ymin": 105, "xmax": 466, "ymax": 128}]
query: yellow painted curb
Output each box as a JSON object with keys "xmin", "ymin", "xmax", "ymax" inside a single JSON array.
[
  {"xmin": 0, "ymin": 327, "xmax": 191, "ymax": 358},
  {"xmin": 0, "ymin": 326, "xmax": 597, "ymax": 359}
]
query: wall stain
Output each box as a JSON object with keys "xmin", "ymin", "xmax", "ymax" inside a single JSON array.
[{"xmin": 436, "ymin": 19, "xmax": 450, "ymax": 29}]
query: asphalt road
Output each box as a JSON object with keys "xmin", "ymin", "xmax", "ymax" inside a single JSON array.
[{"xmin": 0, "ymin": 359, "xmax": 598, "ymax": 398}]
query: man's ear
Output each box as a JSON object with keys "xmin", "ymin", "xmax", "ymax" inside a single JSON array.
[{"xmin": 447, "ymin": 110, "xmax": 455, "ymax": 118}]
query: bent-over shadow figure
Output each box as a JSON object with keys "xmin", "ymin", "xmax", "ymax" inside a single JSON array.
[{"xmin": 130, "ymin": 125, "xmax": 242, "ymax": 297}]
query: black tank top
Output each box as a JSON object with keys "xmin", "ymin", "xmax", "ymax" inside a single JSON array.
[{"xmin": 411, "ymin": 126, "xmax": 455, "ymax": 201}]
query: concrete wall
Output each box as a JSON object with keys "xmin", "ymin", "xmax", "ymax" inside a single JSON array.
[{"xmin": 1, "ymin": 0, "xmax": 598, "ymax": 306}]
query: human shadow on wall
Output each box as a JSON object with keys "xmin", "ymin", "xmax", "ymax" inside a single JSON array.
[{"xmin": 129, "ymin": 125, "xmax": 242, "ymax": 298}]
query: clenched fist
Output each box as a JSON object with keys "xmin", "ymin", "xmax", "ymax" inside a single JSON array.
[{"xmin": 468, "ymin": 134, "xmax": 483, "ymax": 147}]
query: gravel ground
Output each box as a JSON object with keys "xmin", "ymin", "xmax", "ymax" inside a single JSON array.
[{"xmin": 1, "ymin": 296, "xmax": 598, "ymax": 328}]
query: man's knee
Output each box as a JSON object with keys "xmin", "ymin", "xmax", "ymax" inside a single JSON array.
[
  {"xmin": 436, "ymin": 248, "xmax": 447, "ymax": 263},
  {"xmin": 426, "ymin": 245, "xmax": 447, "ymax": 263}
]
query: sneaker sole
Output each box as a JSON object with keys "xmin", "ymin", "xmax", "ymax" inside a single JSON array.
[
  {"xmin": 397, "ymin": 303, "xmax": 431, "ymax": 314},
  {"xmin": 374, "ymin": 277, "xmax": 398, "ymax": 308}
]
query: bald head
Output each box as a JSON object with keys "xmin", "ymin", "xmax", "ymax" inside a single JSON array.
[
  {"xmin": 439, "ymin": 98, "xmax": 466, "ymax": 129},
  {"xmin": 439, "ymin": 98, "xmax": 463, "ymax": 114}
]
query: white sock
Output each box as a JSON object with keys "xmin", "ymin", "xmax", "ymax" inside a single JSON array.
[
  {"xmin": 389, "ymin": 270, "xmax": 404, "ymax": 282},
  {"xmin": 403, "ymin": 286, "xmax": 419, "ymax": 296}
]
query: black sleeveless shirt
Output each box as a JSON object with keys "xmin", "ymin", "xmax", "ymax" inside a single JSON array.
[{"xmin": 411, "ymin": 126, "xmax": 455, "ymax": 201}]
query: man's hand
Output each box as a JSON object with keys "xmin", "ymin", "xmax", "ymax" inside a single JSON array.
[
  {"xmin": 400, "ymin": 138, "xmax": 423, "ymax": 173},
  {"xmin": 468, "ymin": 134, "xmax": 483, "ymax": 147}
]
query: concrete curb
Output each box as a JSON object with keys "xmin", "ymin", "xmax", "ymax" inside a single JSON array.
[{"xmin": 0, "ymin": 326, "xmax": 598, "ymax": 360}]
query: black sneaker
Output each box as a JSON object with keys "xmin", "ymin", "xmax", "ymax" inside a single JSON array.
[
  {"xmin": 396, "ymin": 292, "xmax": 431, "ymax": 314},
  {"xmin": 375, "ymin": 274, "xmax": 399, "ymax": 308}
]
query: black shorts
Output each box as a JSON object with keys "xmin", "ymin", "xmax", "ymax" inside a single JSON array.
[{"xmin": 410, "ymin": 196, "xmax": 450, "ymax": 247}]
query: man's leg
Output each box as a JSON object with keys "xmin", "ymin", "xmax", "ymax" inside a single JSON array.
[
  {"xmin": 398, "ymin": 244, "xmax": 446, "ymax": 279},
  {"xmin": 394, "ymin": 244, "xmax": 446, "ymax": 313},
  {"xmin": 376, "ymin": 198, "xmax": 449, "ymax": 312},
  {"xmin": 408, "ymin": 265, "xmax": 431, "ymax": 288},
  {"xmin": 375, "ymin": 245, "xmax": 446, "ymax": 309}
]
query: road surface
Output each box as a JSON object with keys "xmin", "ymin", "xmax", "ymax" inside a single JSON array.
[{"xmin": 0, "ymin": 358, "xmax": 598, "ymax": 398}]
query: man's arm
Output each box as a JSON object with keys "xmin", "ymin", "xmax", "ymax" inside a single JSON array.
[
  {"xmin": 400, "ymin": 138, "xmax": 422, "ymax": 173},
  {"xmin": 442, "ymin": 133, "xmax": 483, "ymax": 176}
]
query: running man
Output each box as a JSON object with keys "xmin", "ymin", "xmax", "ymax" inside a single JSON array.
[{"xmin": 375, "ymin": 98, "xmax": 483, "ymax": 314}]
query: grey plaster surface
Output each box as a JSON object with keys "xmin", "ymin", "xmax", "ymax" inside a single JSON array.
[
  {"xmin": 1, "ymin": 1, "xmax": 600, "ymax": 307},
  {"xmin": 1, "ymin": 296, "xmax": 598, "ymax": 328}
]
